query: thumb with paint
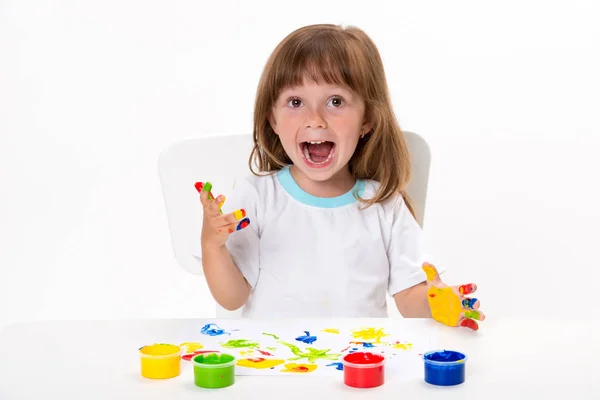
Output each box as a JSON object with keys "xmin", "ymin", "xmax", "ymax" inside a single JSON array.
[{"xmin": 422, "ymin": 262, "xmax": 486, "ymax": 331}]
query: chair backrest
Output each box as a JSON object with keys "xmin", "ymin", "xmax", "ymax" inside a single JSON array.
[{"xmin": 157, "ymin": 131, "xmax": 431, "ymax": 317}]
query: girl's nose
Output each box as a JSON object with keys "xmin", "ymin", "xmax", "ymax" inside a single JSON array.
[{"xmin": 304, "ymin": 108, "xmax": 327, "ymax": 130}]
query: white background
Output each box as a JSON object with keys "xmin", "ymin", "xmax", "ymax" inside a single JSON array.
[{"xmin": 1, "ymin": 0, "xmax": 599, "ymax": 331}]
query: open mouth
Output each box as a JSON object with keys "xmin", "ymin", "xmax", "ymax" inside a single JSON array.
[{"xmin": 300, "ymin": 140, "xmax": 335, "ymax": 167}]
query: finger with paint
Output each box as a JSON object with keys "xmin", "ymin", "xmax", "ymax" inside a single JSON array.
[
  {"xmin": 195, "ymin": 181, "xmax": 224, "ymax": 214},
  {"xmin": 422, "ymin": 262, "xmax": 485, "ymax": 331},
  {"xmin": 196, "ymin": 181, "xmax": 251, "ymax": 247}
]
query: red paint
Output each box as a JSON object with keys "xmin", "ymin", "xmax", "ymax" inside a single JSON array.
[
  {"xmin": 429, "ymin": 293, "xmax": 436, "ymax": 298},
  {"xmin": 461, "ymin": 318, "xmax": 479, "ymax": 331},
  {"xmin": 342, "ymin": 352, "xmax": 385, "ymax": 388},
  {"xmin": 292, "ymin": 366, "xmax": 309, "ymax": 372},
  {"xmin": 247, "ymin": 357, "xmax": 265, "ymax": 363},
  {"xmin": 459, "ymin": 284, "xmax": 476, "ymax": 295},
  {"xmin": 182, "ymin": 350, "xmax": 217, "ymax": 361},
  {"xmin": 257, "ymin": 349, "xmax": 273, "ymax": 356}
]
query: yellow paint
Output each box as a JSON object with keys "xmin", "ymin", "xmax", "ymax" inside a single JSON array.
[
  {"xmin": 180, "ymin": 342, "xmax": 203, "ymax": 352},
  {"xmin": 422, "ymin": 263, "xmax": 438, "ymax": 281},
  {"xmin": 351, "ymin": 327, "xmax": 389, "ymax": 343},
  {"xmin": 240, "ymin": 349, "xmax": 255, "ymax": 356},
  {"xmin": 281, "ymin": 363, "xmax": 318, "ymax": 373},
  {"xmin": 237, "ymin": 358, "xmax": 285, "ymax": 369},
  {"xmin": 139, "ymin": 344, "xmax": 181, "ymax": 379},
  {"xmin": 233, "ymin": 209, "xmax": 245, "ymax": 220},
  {"xmin": 390, "ymin": 342, "xmax": 413, "ymax": 350},
  {"xmin": 427, "ymin": 286, "xmax": 463, "ymax": 326},
  {"xmin": 322, "ymin": 328, "xmax": 340, "ymax": 334}
]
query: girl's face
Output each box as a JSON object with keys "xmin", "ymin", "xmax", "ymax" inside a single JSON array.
[{"xmin": 269, "ymin": 80, "xmax": 373, "ymax": 188}]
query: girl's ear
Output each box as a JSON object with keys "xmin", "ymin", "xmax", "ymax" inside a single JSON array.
[
  {"xmin": 361, "ymin": 119, "xmax": 375, "ymax": 136},
  {"xmin": 268, "ymin": 114, "xmax": 278, "ymax": 135}
]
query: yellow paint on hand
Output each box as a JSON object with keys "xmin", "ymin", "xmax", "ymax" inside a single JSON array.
[
  {"xmin": 422, "ymin": 263, "xmax": 438, "ymax": 282},
  {"xmin": 427, "ymin": 286, "xmax": 463, "ymax": 326},
  {"xmin": 237, "ymin": 358, "xmax": 285, "ymax": 369}
]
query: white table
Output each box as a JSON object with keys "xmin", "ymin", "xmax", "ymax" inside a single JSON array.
[{"xmin": 0, "ymin": 317, "xmax": 598, "ymax": 399}]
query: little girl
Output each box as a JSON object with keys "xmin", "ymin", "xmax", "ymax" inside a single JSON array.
[{"xmin": 197, "ymin": 24, "xmax": 485, "ymax": 330}]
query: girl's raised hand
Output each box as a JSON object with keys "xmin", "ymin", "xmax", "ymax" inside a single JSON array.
[
  {"xmin": 422, "ymin": 263, "xmax": 485, "ymax": 331},
  {"xmin": 195, "ymin": 181, "xmax": 250, "ymax": 248}
]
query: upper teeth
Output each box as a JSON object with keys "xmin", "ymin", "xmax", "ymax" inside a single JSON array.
[{"xmin": 308, "ymin": 141, "xmax": 324, "ymax": 144}]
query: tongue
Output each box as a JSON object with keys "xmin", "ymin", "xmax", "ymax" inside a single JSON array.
[{"xmin": 307, "ymin": 142, "xmax": 333, "ymax": 157}]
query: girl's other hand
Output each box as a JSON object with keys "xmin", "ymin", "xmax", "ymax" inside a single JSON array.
[{"xmin": 195, "ymin": 181, "xmax": 250, "ymax": 248}]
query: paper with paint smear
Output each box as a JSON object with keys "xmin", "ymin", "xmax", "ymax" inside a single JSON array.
[{"xmin": 177, "ymin": 319, "xmax": 438, "ymax": 380}]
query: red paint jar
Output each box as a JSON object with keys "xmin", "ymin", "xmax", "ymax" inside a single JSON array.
[{"xmin": 341, "ymin": 352, "xmax": 385, "ymax": 388}]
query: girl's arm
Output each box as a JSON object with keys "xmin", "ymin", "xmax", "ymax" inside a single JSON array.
[
  {"xmin": 393, "ymin": 281, "xmax": 431, "ymax": 317},
  {"xmin": 202, "ymin": 245, "xmax": 251, "ymax": 310}
]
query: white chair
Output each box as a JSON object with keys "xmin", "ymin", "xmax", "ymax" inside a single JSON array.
[{"xmin": 157, "ymin": 131, "xmax": 431, "ymax": 317}]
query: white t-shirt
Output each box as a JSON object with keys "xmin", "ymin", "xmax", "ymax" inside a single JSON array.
[{"xmin": 221, "ymin": 165, "xmax": 439, "ymax": 318}]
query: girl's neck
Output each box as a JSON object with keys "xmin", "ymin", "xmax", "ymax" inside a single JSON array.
[{"xmin": 289, "ymin": 165, "xmax": 355, "ymax": 198}]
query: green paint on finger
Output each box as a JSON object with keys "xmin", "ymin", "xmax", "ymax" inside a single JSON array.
[{"xmin": 464, "ymin": 310, "xmax": 481, "ymax": 320}]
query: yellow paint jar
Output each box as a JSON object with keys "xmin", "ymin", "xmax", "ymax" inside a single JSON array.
[{"xmin": 139, "ymin": 343, "xmax": 182, "ymax": 379}]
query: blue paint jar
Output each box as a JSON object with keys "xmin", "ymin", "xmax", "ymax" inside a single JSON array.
[{"xmin": 423, "ymin": 350, "xmax": 467, "ymax": 386}]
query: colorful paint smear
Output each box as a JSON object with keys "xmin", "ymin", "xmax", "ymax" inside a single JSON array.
[
  {"xmin": 237, "ymin": 358, "xmax": 285, "ymax": 369},
  {"xmin": 262, "ymin": 332, "xmax": 280, "ymax": 340},
  {"xmin": 257, "ymin": 349, "xmax": 273, "ymax": 356},
  {"xmin": 389, "ymin": 341, "xmax": 413, "ymax": 350},
  {"xmin": 281, "ymin": 363, "xmax": 318, "ymax": 373},
  {"xmin": 220, "ymin": 339, "xmax": 259, "ymax": 349},
  {"xmin": 351, "ymin": 327, "xmax": 389, "ymax": 343},
  {"xmin": 350, "ymin": 341, "xmax": 375, "ymax": 348},
  {"xmin": 326, "ymin": 362, "xmax": 344, "ymax": 371},
  {"xmin": 180, "ymin": 342, "xmax": 204, "ymax": 352},
  {"xmin": 321, "ymin": 328, "xmax": 339, "ymax": 334},
  {"xmin": 201, "ymin": 323, "xmax": 230, "ymax": 336},
  {"xmin": 182, "ymin": 350, "xmax": 217, "ymax": 361},
  {"xmin": 295, "ymin": 331, "xmax": 317, "ymax": 344},
  {"xmin": 279, "ymin": 341, "xmax": 341, "ymax": 363}
]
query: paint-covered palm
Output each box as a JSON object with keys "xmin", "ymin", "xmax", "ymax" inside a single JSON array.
[{"xmin": 422, "ymin": 263, "xmax": 486, "ymax": 331}]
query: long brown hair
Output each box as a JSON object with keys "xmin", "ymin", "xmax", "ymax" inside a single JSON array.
[{"xmin": 249, "ymin": 24, "xmax": 415, "ymax": 217}]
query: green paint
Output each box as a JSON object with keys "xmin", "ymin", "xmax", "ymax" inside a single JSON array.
[
  {"xmin": 464, "ymin": 310, "xmax": 481, "ymax": 320},
  {"xmin": 220, "ymin": 339, "xmax": 259, "ymax": 349},
  {"xmin": 203, "ymin": 182, "xmax": 213, "ymax": 193},
  {"xmin": 262, "ymin": 332, "xmax": 280, "ymax": 340},
  {"xmin": 267, "ymin": 347, "xmax": 276, "ymax": 351},
  {"xmin": 279, "ymin": 341, "xmax": 341, "ymax": 363},
  {"xmin": 193, "ymin": 353, "xmax": 235, "ymax": 389}
]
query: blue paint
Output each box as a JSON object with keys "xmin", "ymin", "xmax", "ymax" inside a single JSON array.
[
  {"xmin": 348, "ymin": 347, "xmax": 359, "ymax": 354},
  {"xmin": 326, "ymin": 362, "xmax": 344, "ymax": 371},
  {"xmin": 362, "ymin": 342, "xmax": 375, "ymax": 348},
  {"xmin": 462, "ymin": 298, "xmax": 478, "ymax": 309},
  {"xmin": 201, "ymin": 323, "xmax": 230, "ymax": 336},
  {"xmin": 295, "ymin": 331, "xmax": 317, "ymax": 344},
  {"xmin": 423, "ymin": 350, "xmax": 467, "ymax": 386}
]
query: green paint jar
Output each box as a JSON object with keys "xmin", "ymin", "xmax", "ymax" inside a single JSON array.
[{"xmin": 192, "ymin": 352, "xmax": 236, "ymax": 389}]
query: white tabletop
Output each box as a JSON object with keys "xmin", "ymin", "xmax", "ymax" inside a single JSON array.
[{"xmin": 0, "ymin": 317, "xmax": 598, "ymax": 399}]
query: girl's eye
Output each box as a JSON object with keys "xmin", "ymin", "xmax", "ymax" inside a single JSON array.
[
  {"xmin": 288, "ymin": 98, "xmax": 302, "ymax": 108},
  {"xmin": 329, "ymin": 97, "xmax": 344, "ymax": 107}
]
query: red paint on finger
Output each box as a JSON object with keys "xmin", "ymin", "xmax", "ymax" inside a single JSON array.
[
  {"xmin": 458, "ymin": 284, "xmax": 476, "ymax": 295},
  {"xmin": 228, "ymin": 228, "xmax": 234, "ymax": 234},
  {"xmin": 195, "ymin": 182, "xmax": 204, "ymax": 192},
  {"xmin": 460, "ymin": 319, "xmax": 479, "ymax": 331}
]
